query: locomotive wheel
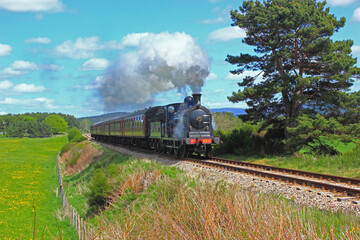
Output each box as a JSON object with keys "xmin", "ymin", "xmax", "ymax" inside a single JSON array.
[
  {"xmin": 161, "ymin": 145, "xmax": 166, "ymax": 154},
  {"xmin": 174, "ymin": 147, "xmax": 180, "ymax": 159},
  {"xmin": 205, "ymin": 145, "xmax": 212, "ymax": 158},
  {"xmin": 167, "ymin": 147, "xmax": 173, "ymax": 155},
  {"xmin": 180, "ymin": 145, "xmax": 188, "ymax": 158}
]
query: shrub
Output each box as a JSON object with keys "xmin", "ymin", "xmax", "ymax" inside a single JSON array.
[
  {"xmin": 72, "ymin": 134, "xmax": 87, "ymax": 143},
  {"xmin": 68, "ymin": 127, "xmax": 86, "ymax": 143},
  {"xmin": 214, "ymin": 122, "xmax": 261, "ymax": 156},
  {"xmin": 88, "ymin": 168, "xmax": 111, "ymax": 210}
]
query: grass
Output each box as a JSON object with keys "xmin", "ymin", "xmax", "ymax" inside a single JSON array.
[
  {"xmin": 62, "ymin": 141, "xmax": 360, "ymax": 239},
  {"xmin": 0, "ymin": 136, "xmax": 77, "ymax": 239},
  {"xmin": 220, "ymin": 144, "xmax": 360, "ymax": 179}
]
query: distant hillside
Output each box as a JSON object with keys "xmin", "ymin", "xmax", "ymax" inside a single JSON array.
[
  {"xmin": 78, "ymin": 112, "xmax": 129, "ymax": 124},
  {"xmin": 210, "ymin": 108, "xmax": 246, "ymax": 116}
]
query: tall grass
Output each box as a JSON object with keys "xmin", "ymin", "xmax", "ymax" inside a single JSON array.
[
  {"xmin": 95, "ymin": 179, "xmax": 360, "ymax": 240},
  {"xmin": 62, "ymin": 143, "xmax": 360, "ymax": 239}
]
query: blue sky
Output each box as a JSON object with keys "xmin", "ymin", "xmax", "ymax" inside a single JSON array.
[{"xmin": 0, "ymin": 0, "xmax": 359, "ymax": 117}]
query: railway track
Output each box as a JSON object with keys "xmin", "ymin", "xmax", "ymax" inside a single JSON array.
[{"xmin": 184, "ymin": 157, "xmax": 360, "ymax": 203}]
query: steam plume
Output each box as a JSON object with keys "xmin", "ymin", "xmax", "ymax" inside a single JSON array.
[{"xmin": 97, "ymin": 32, "xmax": 210, "ymax": 111}]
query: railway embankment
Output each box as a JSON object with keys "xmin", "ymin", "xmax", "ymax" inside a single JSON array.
[{"xmin": 57, "ymin": 139, "xmax": 360, "ymax": 239}]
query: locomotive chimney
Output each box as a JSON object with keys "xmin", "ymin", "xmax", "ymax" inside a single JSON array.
[{"xmin": 192, "ymin": 93, "xmax": 202, "ymax": 105}]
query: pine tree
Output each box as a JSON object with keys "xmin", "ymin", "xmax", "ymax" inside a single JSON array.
[{"xmin": 227, "ymin": 0, "xmax": 360, "ymax": 142}]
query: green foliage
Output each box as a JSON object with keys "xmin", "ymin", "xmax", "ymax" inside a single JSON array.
[
  {"xmin": 212, "ymin": 112, "xmax": 242, "ymax": 132},
  {"xmin": 227, "ymin": 0, "xmax": 360, "ymax": 147},
  {"xmin": 88, "ymin": 168, "xmax": 111, "ymax": 210},
  {"xmin": 73, "ymin": 134, "xmax": 87, "ymax": 143},
  {"xmin": 214, "ymin": 122, "xmax": 263, "ymax": 155},
  {"xmin": 68, "ymin": 127, "xmax": 78, "ymax": 141},
  {"xmin": 288, "ymin": 114, "xmax": 344, "ymax": 155},
  {"xmin": 0, "ymin": 113, "xmax": 76, "ymax": 137},
  {"xmin": 58, "ymin": 113, "xmax": 79, "ymax": 129},
  {"xmin": 6, "ymin": 118, "xmax": 26, "ymax": 137},
  {"xmin": 45, "ymin": 114, "xmax": 68, "ymax": 134}
]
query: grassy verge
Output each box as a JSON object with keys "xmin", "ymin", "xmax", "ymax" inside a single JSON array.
[
  {"xmin": 0, "ymin": 137, "xmax": 77, "ymax": 239},
  {"xmin": 62, "ymin": 141, "xmax": 360, "ymax": 239},
  {"xmin": 219, "ymin": 144, "xmax": 360, "ymax": 179}
]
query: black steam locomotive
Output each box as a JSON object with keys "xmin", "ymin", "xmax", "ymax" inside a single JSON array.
[{"xmin": 90, "ymin": 93, "xmax": 219, "ymax": 157}]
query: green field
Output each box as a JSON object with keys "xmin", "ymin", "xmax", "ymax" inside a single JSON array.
[{"xmin": 0, "ymin": 137, "xmax": 76, "ymax": 239}]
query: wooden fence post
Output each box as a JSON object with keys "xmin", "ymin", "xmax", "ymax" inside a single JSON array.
[{"xmin": 57, "ymin": 154, "xmax": 95, "ymax": 240}]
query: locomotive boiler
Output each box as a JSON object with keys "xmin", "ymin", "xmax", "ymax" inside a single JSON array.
[{"xmin": 90, "ymin": 93, "xmax": 219, "ymax": 157}]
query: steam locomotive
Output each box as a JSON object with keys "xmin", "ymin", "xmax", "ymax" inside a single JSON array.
[{"xmin": 90, "ymin": 93, "xmax": 219, "ymax": 157}]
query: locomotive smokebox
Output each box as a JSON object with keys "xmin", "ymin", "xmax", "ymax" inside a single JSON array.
[{"xmin": 192, "ymin": 93, "xmax": 202, "ymax": 105}]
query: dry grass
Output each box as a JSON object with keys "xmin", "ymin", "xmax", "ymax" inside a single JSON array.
[
  {"xmin": 106, "ymin": 169, "xmax": 162, "ymax": 210},
  {"xmin": 93, "ymin": 180, "xmax": 360, "ymax": 240},
  {"xmin": 61, "ymin": 142, "xmax": 102, "ymax": 175}
]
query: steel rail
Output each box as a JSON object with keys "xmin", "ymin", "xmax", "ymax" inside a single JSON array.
[
  {"xmin": 208, "ymin": 157, "xmax": 360, "ymax": 186},
  {"xmin": 184, "ymin": 158, "xmax": 360, "ymax": 197}
]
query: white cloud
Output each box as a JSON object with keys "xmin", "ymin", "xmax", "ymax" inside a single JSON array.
[
  {"xmin": 0, "ymin": 68, "xmax": 24, "ymax": 79},
  {"xmin": 13, "ymin": 83, "xmax": 46, "ymax": 93},
  {"xmin": 199, "ymin": 17, "xmax": 226, "ymax": 24},
  {"xmin": 55, "ymin": 37, "xmax": 102, "ymax": 59},
  {"xmin": 326, "ymin": 0, "xmax": 357, "ymax": 6},
  {"xmin": 41, "ymin": 64, "xmax": 64, "ymax": 71},
  {"xmin": 207, "ymin": 27, "xmax": 246, "ymax": 43},
  {"xmin": 0, "ymin": 43, "xmax": 12, "ymax": 56},
  {"xmin": 0, "ymin": 0, "xmax": 64, "ymax": 12},
  {"xmin": 353, "ymin": 8, "xmax": 360, "ymax": 22},
  {"xmin": 25, "ymin": 37, "xmax": 51, "ymax": 44},
  {"xmin": 120, "ymin": 33, "xmax": 150, "ymax": 47},
  {"xmin": 206, "ymin": 72, "xmax": 218, "ymax": 81},
  {"xmin": 0, "ymin": 80, "xmax": 13, "ymax": 90},
  {"xmin": 0, "ymin": 97, "xmax": 55, "ymax": 109},
  {"xmin": 225, "ymin": 73, "xmax": 245, "ymax": 80},
  {"xmin": 352, "ymin": 45, "xmax": 360, "ymax": 57},
  {"xmin": 55, "ymin": 36, "xmax": 123, "ymax": 59},
  {"xmin": 214, "ymin": 89, "xmax": 226, "ymax": 93},
  {"xmin": 0, "ymin": 60, "xmax": 38, "ymax": 79},
  {"xmin": 80, "ymin": 58, "xmax": 110, "ymax": 71},
  {"xmin": 10, "ymin": 60, "xmax": 38, "ymax": 71}
]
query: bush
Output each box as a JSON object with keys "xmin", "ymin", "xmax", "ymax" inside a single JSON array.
[
  {"xmin": 214, "ymin": 122, "xmax": 262, "ymax": 156},
  {"xmin": 72, "ymin": 134, "xmax": 87, "ymax": 143},
  {"xmin": 68, "ymin": 127, "xmax": 86, "ymax": 143},
  {"xmin": 88, "ymin": 168, "xmax": 111, "ymax": 210}
]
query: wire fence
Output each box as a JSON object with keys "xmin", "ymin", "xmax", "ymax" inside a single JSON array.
[{"xmin": 57, "ymin": 155, "xmax": 98, "ymax": 240}]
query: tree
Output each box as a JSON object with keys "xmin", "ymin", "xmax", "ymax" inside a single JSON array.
[
  {"xmin": 59, "ymin": 113, "xmax": 79, "ymax": 129},
  {"xmin": 45, "ymin": 114, "xmax": 68, "ymax": 134},
  {"xmin": 79, "ymin": 119, "xmax": 91, "ymax": 132},
  {"xmin": 226, "ymin": 0, "xmax": 360, "ymax": 141}
]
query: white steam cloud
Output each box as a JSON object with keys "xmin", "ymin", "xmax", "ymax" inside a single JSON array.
[{"xmin": 97, "ymin": 32, "xmax": 210, "ymax": 111}]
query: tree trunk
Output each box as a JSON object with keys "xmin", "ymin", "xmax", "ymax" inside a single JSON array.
[{"xmin": 282, "ymin": 91, "xmax": 291, "ymax": 140}]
